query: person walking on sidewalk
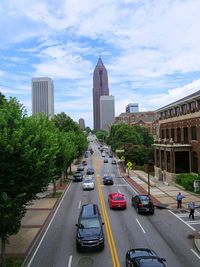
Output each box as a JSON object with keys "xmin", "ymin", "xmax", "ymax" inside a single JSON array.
[
  {"xmin": 176, "ymin": 192, "xmax": 185, "ymax": 208},
  {"xmin": 188, "ymin": 201, "xmax": 195, "ymax": 220}
]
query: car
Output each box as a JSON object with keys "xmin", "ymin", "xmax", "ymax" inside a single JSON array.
[
  {"xmin": 108, "ymin": 193, "xmax": 126, "ymax": 209},
  {"xmin": 82, "ymin": 177, "xmax": 94, "ymax": 190},
  {"xmin": 131, "ymin": 195, "xmax": 155, "ymax": 214},
  {"xmin": 103, "ymin": 175, "xmax": 114, "ymax": 185},
  {"xmin": 86, "ymin": 167, "xmax": 95, "ymax": 175},
  {"xmin": 109, "ymin": 154, "xmax": 113, "ymax": 158},
  {"xmin": 77, "ymin": 165, "xmax": 84, "ymax": 172},
  {"xmin": 101, "ymin": 152, "xmax": 106, "ymax": 157},
  {"xmin": 126, "ymin": 248, "xmax": 166, "ymax": 267},
  {"xmin": 75, "ymin": 204, "xmax": 104, "ymax": 251},
  {"xmin": 73, "ymin": 171, "xmax": 83, "ymax": 182},
  {"xmin": 82, "ymin": 160, "xmax": 87, "ymax": 166},
  {"xmin": 111, "ymin": 159, "xmax": 117, "ymax": 165},
  {"xmin": 104, "ymin": 158, "xmax": 108, "ymax": 163}
]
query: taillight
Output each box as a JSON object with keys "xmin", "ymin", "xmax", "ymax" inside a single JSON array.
[{"xmin": 138, "ymin": 203, "xmax": 143, "ymax": 206}]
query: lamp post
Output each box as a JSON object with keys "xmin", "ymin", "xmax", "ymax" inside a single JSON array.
[{"xmin": 147, "ymin": 160, "xmax": 154, "ymax": 196}]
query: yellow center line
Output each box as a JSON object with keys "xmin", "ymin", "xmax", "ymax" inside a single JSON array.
[{"xmin": 93, "ymin": 155, "xmax": 121, "ymax": 267}]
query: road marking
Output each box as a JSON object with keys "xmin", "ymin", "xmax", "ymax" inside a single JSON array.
[
  {"xmin": 136, "ymin": 218, "xmax": 146, "ymax": 234},
  {"xmin": 67, "ymin": 255, "xmax": 73, "ymax": 267},
  {"xmin": 168, "ymin": 210, "xmax": 196, "ymax": 231},
  {"xmin": 94, "ymin": 155, "xmax": 120, "ymax": 267},
  {"xmin": 26, "ymin": 182, "xmax": 72, "ymax": 267},
  {"xmin": 123, "ymin": 178, "xmax": 139, "ymax": 194},
  {"xmin": 78, "ymin": 201, "xmax": 81, "ymax": 209},
  {"xmin": 191, "ymin": 249, "xmax": 200, "ymax": 260},
  {"xmin": 117, "ymin": 189, "xmax": 121, "ymax": 194}
]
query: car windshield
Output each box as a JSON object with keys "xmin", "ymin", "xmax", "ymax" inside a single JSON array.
[
  {"xmin": 113, "ymin": 197, "xmax": 124, "ymax": 201},
  {"xmin": 136, "ymin": 257, "xmax": 165, "ymax": 267},
  {"xmin": 84, "ymin": 180, "xmax": 93, "ymax": 184},
  {"xmin": 105, "ymin": 176, "xmax": 112, "ymax": 180},
  {"xmin": 80, "ymin": 218, "xmax": 100, "ymax": 228}
]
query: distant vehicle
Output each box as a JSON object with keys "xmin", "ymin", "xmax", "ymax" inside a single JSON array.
[
  {"xmin": 86, "ymin": 167, "xmax": 95, "ymax": 175},
  {"xmin": 108, "ymin": 193, "xmax": 126, "ymax": 209},
  {"xmin": 82, "ymin": 160, "xmax": 87, "ymax": 166},
  {"xmin": 131, "ymin": 195, "xmax": 155, "ymax": 214},
  {"xmin": 77, "ymin": 165, "xmax": 84, "ymax": 172},
  {"xmin": 73, "ymin": 172, "xmax": 83, "ymax": 182},
  {"xmin": 111, "ymin": 159, "xmax": 117, "ymax": 165},
  {"xmin": 82, "ymin": 177, "xmax": 94, "ymax": 190},
  {"xmin": 126, "ymin": 248, "xmax": 166, "ymax": 267},
  {"xmin": 103, "ymin": 175, "xmax": 114, "ymax": 185},
  {"xmin": 104, "ymin": 158, "xmax": 108, "ymax": 163},
  {"xmin": 101, "ymin": 152, "xmax": 106, "ymax": 157},
  {"xmin": 75, "ymin": 204, "xmax": 104, "ymax": 251},
  {"xmin": 109, "ymin": 154, "xmax": 113, "ymax": 158}
]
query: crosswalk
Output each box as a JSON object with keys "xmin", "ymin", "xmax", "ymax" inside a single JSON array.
[{"xmin": 169, "ymin": 209, "xmax": 200, "ymax": 231}]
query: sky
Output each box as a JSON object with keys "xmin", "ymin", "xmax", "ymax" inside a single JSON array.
[{"xmin": 1, "ymin": 0, "xmax": 200, "ymax": 128}]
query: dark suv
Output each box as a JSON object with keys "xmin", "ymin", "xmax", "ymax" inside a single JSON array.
[{"xmin": 75, "ymin": 204, "xmax": 104, "ymax": 251}]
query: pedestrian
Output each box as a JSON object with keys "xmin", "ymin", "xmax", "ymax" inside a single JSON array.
[
  {"xmin": 188, "ymin": 201, "xmax": 195, "ymax": 220},
  {"xmin": 176, "ymin": 192, "xmax": 185, "ymax": 208}
]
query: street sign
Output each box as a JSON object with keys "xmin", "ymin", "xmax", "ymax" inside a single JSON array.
[
  {"xmin": 121, "ymin": 156, "xmax": 125, "ymax": 161},
  {"xmin": 115, "ymin": 149, "xmax": 125, "ymax": 153},
  {"xmin": 127, "ymin": 161, "xmax": 132, "ymax": 170}
]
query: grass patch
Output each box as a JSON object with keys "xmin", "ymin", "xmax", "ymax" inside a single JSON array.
[
  {"xmin": 3, "ymin": 257, "xmax": 24, "ymax": 267},
  {"xmin": 52, "ymin": 191, "xmax": 63, "ymax": 198}
]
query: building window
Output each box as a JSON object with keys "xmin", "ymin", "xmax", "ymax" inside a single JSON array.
[
  {"xmin": 166, "ymin": 129, "xmax": 169, "ymax": 139},
  {"xmin": 175, "ymin": 107, "xmax": 180, "ymax": 116},
  {"xmin": 191, "ymin": 126, "xmax": 197, "ymax": 140},
  {"xmin": 182, "ymin": 104, "xmax": 187, "ymax": 115},
  {"xmin": 161, "ymin": 129, "xmax": 165, "ymax": 139},
  {"xmin": 183, "ymin": 127, "xmax": 188, "ymax": 143},
  {"xmin": 171, "ymin": 128, "xmax": 174, "ymax": 140},
  {"xmin": 177, "ymin": 128, "xmax": 181, "ymax": 143}
]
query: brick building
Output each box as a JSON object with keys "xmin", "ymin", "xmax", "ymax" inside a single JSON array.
[
  {"xmin": 115, "ymin": 111, "xmax": 159, "ymax": 137},
  {"xmin": 154, "ymin": 90, "xmax": 200, "ymax": 183}
]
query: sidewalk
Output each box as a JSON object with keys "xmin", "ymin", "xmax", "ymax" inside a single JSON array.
[{"xmin": 120, "ymin": 166, "xmax": 200, "ymax": 253}]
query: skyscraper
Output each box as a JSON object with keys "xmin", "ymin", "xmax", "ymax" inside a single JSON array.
[
  {"xmin": 79, "ymin": 118, "xmax": 85, "ymax": 129},
  {"xmin": 32, "ymin": 77, "xmax": 54, "ymax": 119},
  {"xmin": 126, "ymin": 103, "xmax": 139, "ymax": 113},
  {"xmin": 100, "ymin": 95, "xmax": 115, "ymax": 131},
  {"xmin": 93, "ymin": 57, "xmax": 109, "ymax": 131}
]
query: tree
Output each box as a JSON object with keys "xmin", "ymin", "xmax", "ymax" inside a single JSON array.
[
  {"xmin": 95, "ymin": 129, "xmax": 108, "ymax": 143},
  {"xmin": 0, "ymin": 99, "xmax": 59, "ymax": 265}
]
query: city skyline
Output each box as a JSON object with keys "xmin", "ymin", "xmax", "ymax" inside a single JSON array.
[{"xmin": 1, "ymin": 1, "xmax": 200, "ymax": 128}]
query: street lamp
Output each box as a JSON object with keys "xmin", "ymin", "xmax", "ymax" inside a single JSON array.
[{"xmin": 147, "ymin": 160, "xmax": 154, "ymax": 196}]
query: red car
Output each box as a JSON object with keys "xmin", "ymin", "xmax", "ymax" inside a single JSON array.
[{"xmin": 108, "ymin": 193, "xmax": 127, "ymax": 209}]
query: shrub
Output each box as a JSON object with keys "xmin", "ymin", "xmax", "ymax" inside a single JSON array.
[{"xmin": 176, "ymin": 173, "xmax": 198, "ymax": 191}]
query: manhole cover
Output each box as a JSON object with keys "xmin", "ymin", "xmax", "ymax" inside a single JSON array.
[{"xmin": 79, "ymin": 257, "xmax": 94, "ymax": 267}]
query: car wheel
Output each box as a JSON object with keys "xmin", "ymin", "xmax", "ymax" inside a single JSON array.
[{"xmin": 136, "ymin": 207, "xmax": 140, "ymax": 214}]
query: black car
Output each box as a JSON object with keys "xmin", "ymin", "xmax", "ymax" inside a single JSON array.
[
  {"xmin": 126, "ymin": 248, "xmax": 166, "ymax": 267},
  {"xmin": 131, "ymin": 195, "xmax": 155, "ymax": 214},
  {"xmin": 86, "ymin": 167, "xmax": 95, "ymax": 175},
  {"xmin": 104, "ymin": 158, "xmax": 108, "ymax": 163},
  {"xmin": 103, "ymin": 175, "xmax": 114, "ymax": 185},
  {"xmin": 73, "ymin": 171, "xmax": 83, "ymax": 182},
  {"xmin": 75, "ymin": 204, "xmax": 104, "ymax": 251},
  {"xmin": 77, "ymin": 165, "xmax": 84, "ymax": 172}
]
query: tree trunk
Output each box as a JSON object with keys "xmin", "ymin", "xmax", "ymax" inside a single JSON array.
[
  {"xmin": 1, "ymin": 238, "xmax": 6, "ymax": 267},
  {"xmin": 53, "ymin": 181, "xmax": 56, "ymax": 196},
  {"xmin": 69, "ymin": 164, "xmax": 72, "ymax": 174}
]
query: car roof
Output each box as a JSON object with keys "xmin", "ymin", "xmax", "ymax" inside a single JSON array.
[
  {"xmin": 110, "ymin": 193, "xmax": 124, "ymax": 198},
  {"xmin": 81, "ymin": 204, "xmax": 99, "ymax": 218},
  {"xmin": 127, "ymin": 248, "xmax": 157, "ymax": 259},
  {"xmin": 135, "ymin": 256, "xmax": 166, "ymax": 266}
]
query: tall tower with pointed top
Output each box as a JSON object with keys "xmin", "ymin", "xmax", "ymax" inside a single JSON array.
[{"xmin": 93, "ymin": 57, "xmax": 109, "ymax": 130}]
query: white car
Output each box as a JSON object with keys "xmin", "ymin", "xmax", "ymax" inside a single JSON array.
[{"xmin": 82, "ymin": 177, "xmax": 95, "ymax": 190}]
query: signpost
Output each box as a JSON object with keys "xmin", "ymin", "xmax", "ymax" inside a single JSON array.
[{"xmin": 127, "ymin": 161, "xmax": 133, "ymax": 177}]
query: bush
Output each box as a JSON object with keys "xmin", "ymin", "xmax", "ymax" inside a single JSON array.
[{"xmin": 176, "ymin": 173, "xmax": 198, "ymax": 191}]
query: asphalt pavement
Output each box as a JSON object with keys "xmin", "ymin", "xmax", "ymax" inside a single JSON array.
[{"xmin": 1, "ymin": 164, "xmax": 200, "ymax": 262}]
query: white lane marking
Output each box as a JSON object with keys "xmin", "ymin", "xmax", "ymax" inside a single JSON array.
[
  {"xmin": 168, "ymin": 210, "xmax": 196, "ymax": 231},
  {"xmin": 78, "ymin": 201, "xmax": 81, "ymax": 209},
  {"xmin": 191, "ymin": 249, "xmax": 200, "ymax": 260},
  {"xmin": 68, "ymin": 255, "xmax": 73, "ymax": 267},
  {"xmin": 118, "ymin": 189, "xmax": 121, "ymax": 194},
  {"xmin": 136, "ymin": 218, "xmax": 146, "ymax": 234},
  {"xmin": 27, "ymin": 182, "xmax": 72, "ymax": 267},
  {"xmin": 123, "ymin": 178, "xmax": 139, "ymax": 194}
]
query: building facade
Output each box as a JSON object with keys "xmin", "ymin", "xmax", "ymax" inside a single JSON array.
[
  {"xmin": 115, "ymin": 111, "xmax": 159, "ymax": 137},
  {"xmin": 100, "ymin": 95, "xmax": 115, "ymax": 131},
  {"xmin": 154, "ymin": 90, "xmax": 200, "ymax": 183},
  {"xmin": 93, "ymin": 57, "xmax": 109, "ymax": 131},
  {"xmin": 126, "ymin": 103, "xmax": 139, "ymax": 113},
  {"xmin": 32, "ymin": 77, "xmax": 54, "ymax": 119},
  {"xmin": 79, "ymin": 118, "xmax": 85, "ymax": 129}
]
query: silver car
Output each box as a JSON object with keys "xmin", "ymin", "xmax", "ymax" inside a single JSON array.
[{"xmin": 82, "ymin": 177, "xmax": 95, "ymax": 190}]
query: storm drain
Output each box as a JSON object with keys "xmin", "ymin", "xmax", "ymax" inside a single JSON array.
[{"xmin": 79, "ymin": 257, "xmax": 94, "ymax": 267}]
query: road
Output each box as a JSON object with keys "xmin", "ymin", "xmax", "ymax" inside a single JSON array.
[{"xmin": 25, "ymin": 141, "xmax": 200, "ymax": 267}]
